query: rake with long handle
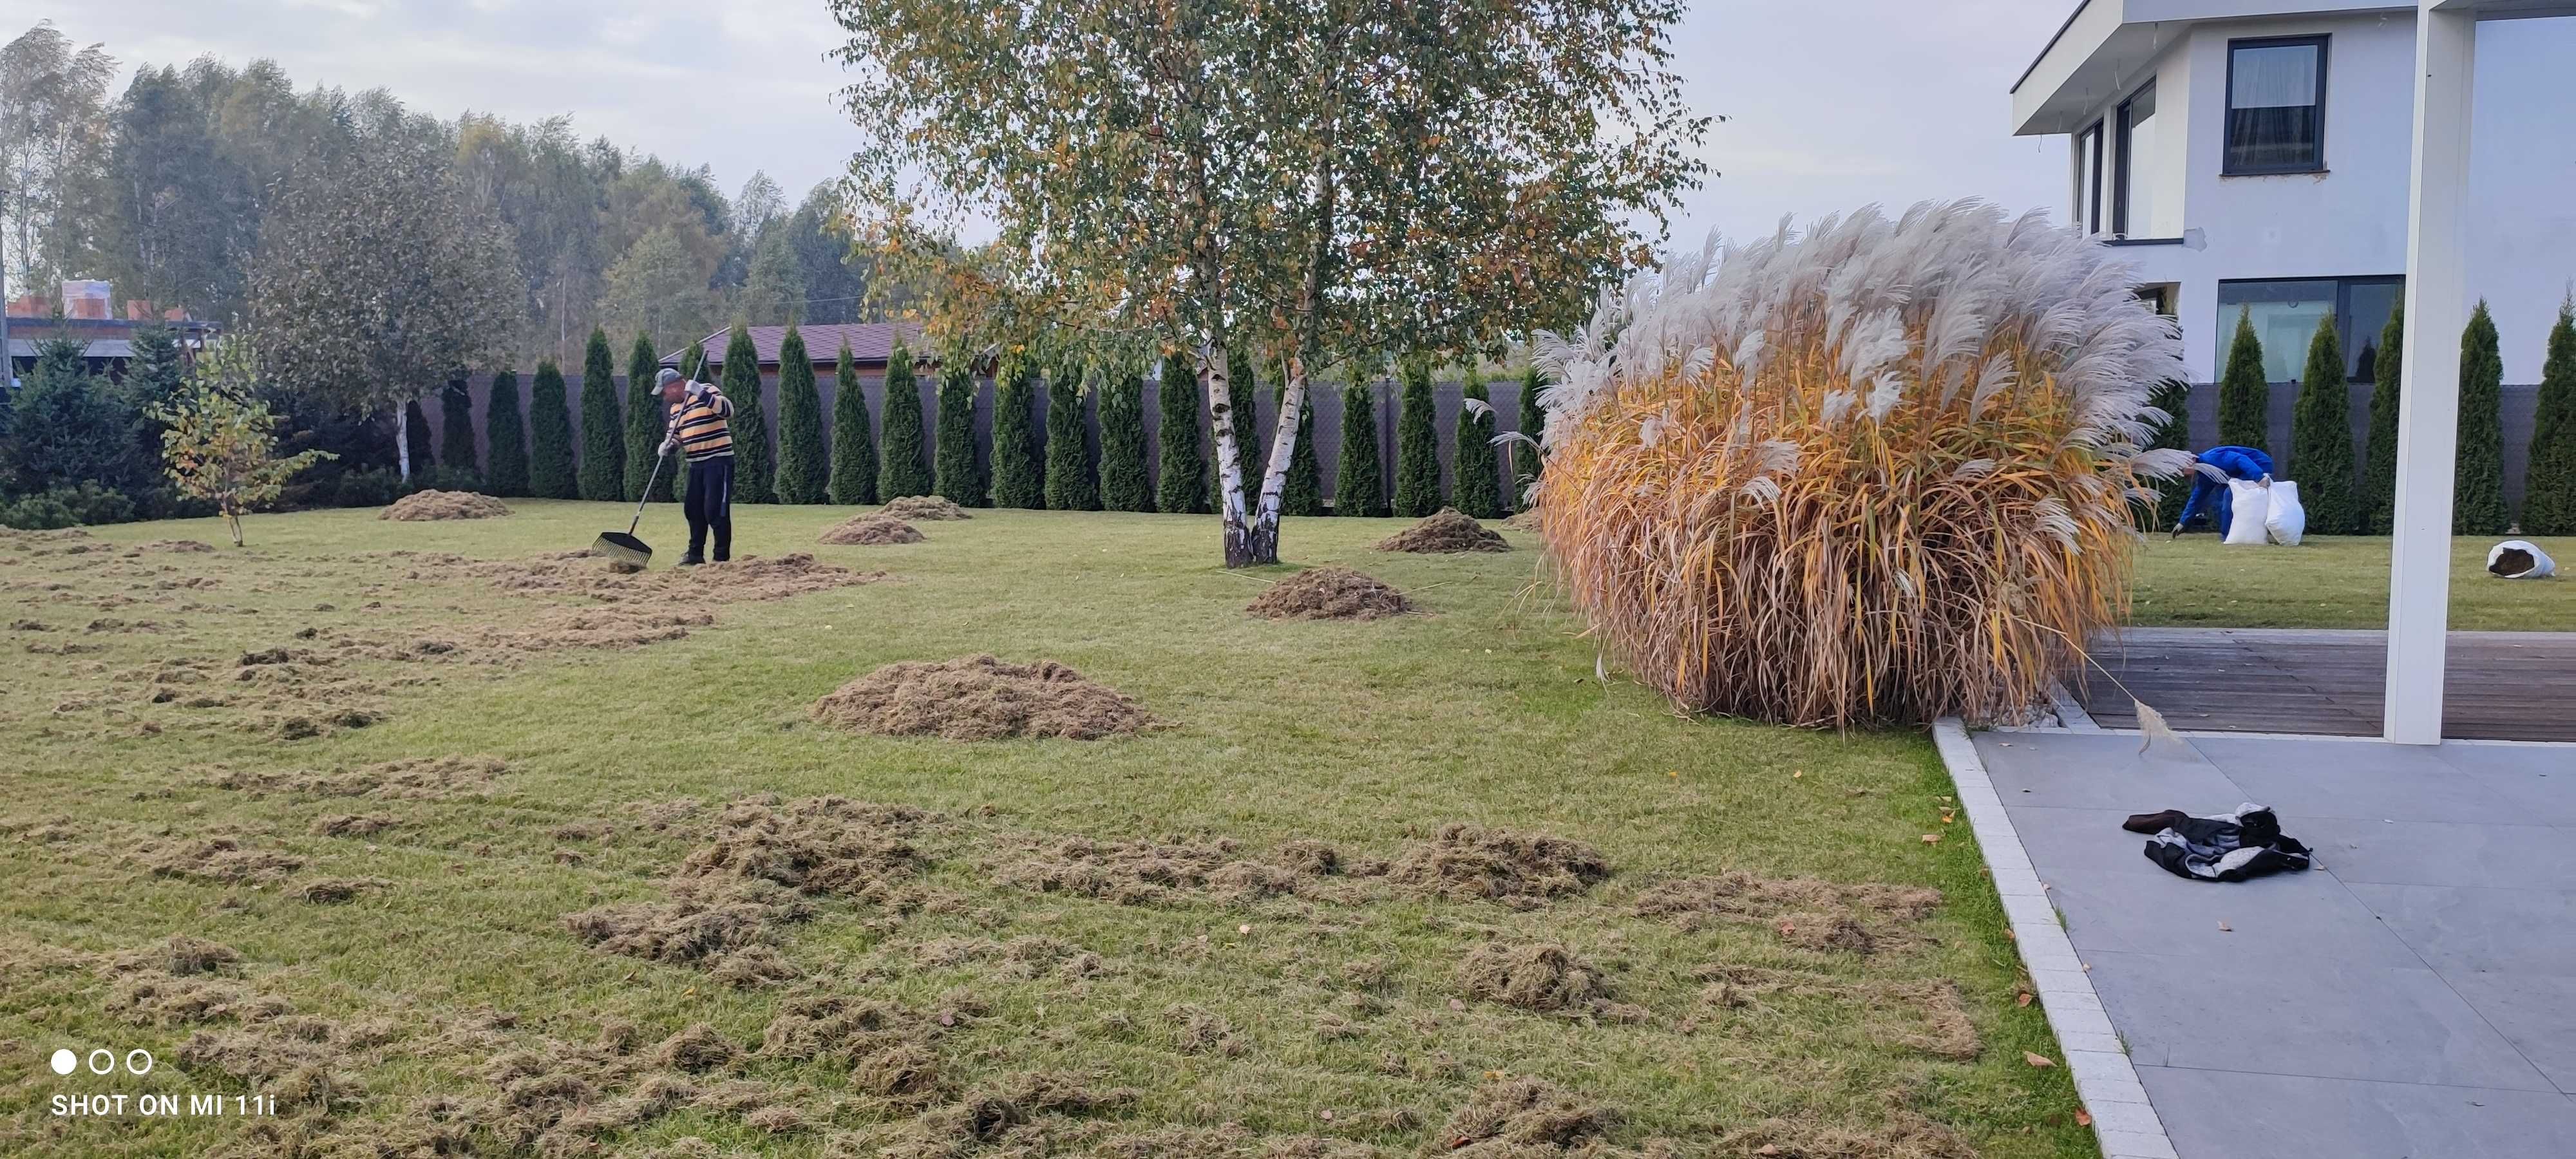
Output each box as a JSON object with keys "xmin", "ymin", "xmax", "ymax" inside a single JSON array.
[{"xmin": 592, "ymin": 450, "xmax": 671, "ymax": 568}]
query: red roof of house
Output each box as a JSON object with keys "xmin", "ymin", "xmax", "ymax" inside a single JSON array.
[{"xmin": 662, "ymin": 321, "xmax": 925, "ymax": 370}]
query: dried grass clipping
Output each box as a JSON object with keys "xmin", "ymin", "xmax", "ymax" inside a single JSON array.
[
  {"xmin": 380, "ymin": 491, "xmax": 511, "ymax": 521},
  {"xmin": 811, "ymin": 654, "xmax": 1153, "ymax": 740}
]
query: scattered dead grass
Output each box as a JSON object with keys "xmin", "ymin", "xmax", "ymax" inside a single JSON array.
[
  {"xmin": 822, "ymin": 514, "xmax": 926, "ymax": 545},
  {"xmin": 1633, "ymin": 874, "xmax": 1942, "ymax": 929},
  {"xmin": 990, "ymin": 834, "xmax": 1348, "ymax": 906},
  {"xmin": 812, "ymin": 654, "xmax": 1155, "ymax": 741},
  {"xmin": 1247, "ymin": 566, "xmax": 1412, "ymax": 621},
  {"xmin": 1455, "ymin": 943, "xmax": 1618, "ymax": 1015},
  {"xmin": 139, "ymin": 837, "xmax": 305, "ymax": 884},
  {"xmin": 1377, "ymin": 508, "xmax": 1510, "ymax": 554},
  {"xmin": 880, "ymin": 495, "xmax": 972, "ymax": 521},
  {"xmin": 1694, "ymin": 965, "xmax": 1980, "ymax": 1061},
  {"xmin": 205, "ymin": 755, "xmax": 508, "ymax": 800},
  {"xmin": 379, "ymin": 490, "xmax": 512, "ymax": 521},
  {"xmin": 1713, "ymin": 1109, "xmax": 1980, "ymax": 1158},
  {"xmin": 1388, "ymin": 824, "xmax": 1608, "ymax": 906},
  {"xmin": 1432, "ymin": 1075, "xmax": 1620, "ymax": 1156}
]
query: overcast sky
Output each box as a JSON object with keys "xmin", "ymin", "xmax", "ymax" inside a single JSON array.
[{"xmin": 10, "ymin": 0, "xmax": 2072, "ymax": 249}]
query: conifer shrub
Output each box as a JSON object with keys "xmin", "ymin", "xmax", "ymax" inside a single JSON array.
[
  {"xmin": 624, "ymin": 332, "xmax": 666, "ymax": 501},
  {"xmin": 2218, "ymin": 307, "xmax": 2269, "ymax": 451},
  {"xmin": 442, "ymin": 374, "xmax": 479, "ymax": 481},
  {"xmin": 2522, "ymin": 297, "xmax": 2576, "ymax": 535},
  {"xmin": 1043, "ymin": 357, "xmax": 1099, "ymax": 511},
  {"xmin": 934, "ymin": 352, "xmax": 985, "ymax": 505},
  {"xmin": 721, "ymin": 324, "xmax": 776, "ymax": 504},
  {"xmin": 527, "ymin": 360, "xmax": 578, "ymax": 499},
  {"xmin": 1099, "ymin": 358, "xmax": 1153, "ymax": 511},
  {"xmin": 2454, "ymin": 302, "xmax": 2508, "ymax": 534},
  {"xmin": 1336, "ymin": 361, "xmax": 1387, "ymax": 517},
  {"xmin": 773, "ymin": 326, "xmax": 828, "ymax": 503},
  {"xmin": 579, "ymin": 327, "xmax": 625, "ymax": 500},
  {"xmin": 2362, "ymin": 302, "xmax": 2404, "ymax": 533},
  {"xmin": 878, "ymin": 339, "xmax": 934, "ymax": 500},
  {"xmin": 484, "ymin": 368, "xmax": 529, "ymax": 496},
  {"xmin": 990, "ymin": 355, "xmax": 1045, "ymax": 509},
  {"xmin": 1155, "ymin": 352, "xmax": 1208, "ymax": 514},
  {"xmin": 2288, "ymin": 314, "xmax": 2357, "ymax": 534},
  {"xmin": 1392, "ymin": 354, "xmax": 1443, "ymax": 517},
  {"xmin": 829, "ymin": 342, "xmax": 880, "ymax": 505},
  {"xmin": 1452, "ymin": 364, "xmax": 1504, "ymax": 518}
]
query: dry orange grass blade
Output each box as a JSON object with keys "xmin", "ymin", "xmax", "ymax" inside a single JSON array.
[{"xmin": 1531, "ymin": 201, "xmax": 2191, "ymax": 728}]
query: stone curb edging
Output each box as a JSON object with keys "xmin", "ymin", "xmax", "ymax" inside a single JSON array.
[{"xmin": 1932, "ymin": 718, "xmax": 2179, "ymax": 1159}]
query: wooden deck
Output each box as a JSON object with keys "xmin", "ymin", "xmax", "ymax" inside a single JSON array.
[{"xmin": 2074, "ymin": 627, "xmax": 2576, "ymax": 742}]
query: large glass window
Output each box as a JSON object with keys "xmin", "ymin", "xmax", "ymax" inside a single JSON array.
[
  {"xmin": 2216, "ymin": 276, "xmax": 2401, "ymax": 382},
  {"xmin": 2074, "ymin": 122, "xmax": 2104, "ymax": 233},
  {"xmin": 2115, "ymin": 80, "xmax": 2158, "ymax": 236},
  {"xmin": 2226, "ymin": 37, "xmax": 2327, "ymax": 174}
]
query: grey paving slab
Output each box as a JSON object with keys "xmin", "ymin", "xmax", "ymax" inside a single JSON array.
[
  {"xmin": 2342, "ymin": 883, "xmax": 2576, "ymax": 977},
  {"xmin": 2191, "ymin": 735, "xmax": 2535, "ymax": 824},
  {"xmin": 2302, "ymin": 817, "xmax": 2576, "ymax": 890},
  {"xmin": 1971, "ymin": 731, "xmax": 2248, "ymax": 809},
  {"xmin": 1961, "ymin": 731, "xmax": 2576, "ymax": 1156},
  {"xmin": 2433, "ymin": 745, "xmax": 2576, "ymax": 825},
  {"xmin": 2136, "ymin": 1066, "xmax": 2576, "ymax": 1159},
  {"xmin": 2441, "ymin": 971, "xmax": 2576, "ymax": 1095},
  {"xmin": 2081, "ymin": 948, "xmax": 2557, "ymax": 1091},
  {"xmin": 2042, "ymin": 861, "xmax": 2423, "ymax": 968}
]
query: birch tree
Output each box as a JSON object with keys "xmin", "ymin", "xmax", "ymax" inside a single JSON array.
[{"xmin": 831, "ymin": 0, "xmax": 1707, "ymax": 565}]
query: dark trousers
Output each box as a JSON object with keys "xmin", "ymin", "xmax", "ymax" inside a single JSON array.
[{"xmin": 683, "ymin": 455, "xmax": 734, "ymax": 561}]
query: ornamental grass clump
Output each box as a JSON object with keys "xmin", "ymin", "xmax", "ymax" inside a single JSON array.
[{"xmin": 1533, "ymin": 202, "xmax": 2191, "ymax": 728}]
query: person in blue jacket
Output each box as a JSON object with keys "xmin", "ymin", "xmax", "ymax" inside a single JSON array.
[{"xmin": 2170, "ymin": 445, "xmax": 2275, "ymax": 538}]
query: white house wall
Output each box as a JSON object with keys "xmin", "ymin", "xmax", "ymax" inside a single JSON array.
[{"xmin": 2049, "ymin": 12, "xmax": 2576, "ymax": 382}]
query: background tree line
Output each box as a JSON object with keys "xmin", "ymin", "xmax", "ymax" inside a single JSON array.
[{"xmin": 2, "ymin": 20, "xmax": 918, "ymax": 364}]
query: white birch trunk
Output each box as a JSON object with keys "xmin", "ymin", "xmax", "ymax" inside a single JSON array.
[
  {"xmin": 394, "ymin": 406, "xmax": 412, "ymax": 483},
  {"xmin": 1199, "ymin": 343, "xmax": 1260, "ymax": 566}
]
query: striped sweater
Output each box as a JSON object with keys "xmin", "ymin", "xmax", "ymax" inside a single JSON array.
[{"xmin": 666, "ymin": 391, "xmax": 735, "ymax": 461}]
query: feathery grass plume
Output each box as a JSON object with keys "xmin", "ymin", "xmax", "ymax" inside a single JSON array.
[{"xmin": 1533, "ymin": 201, "xmax": 2190, "ymax": 728}]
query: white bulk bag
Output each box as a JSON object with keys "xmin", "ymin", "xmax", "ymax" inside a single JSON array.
[
  {"xmin": 2487, "ymin": 540, "xmax": 2558, "ymax": 579},
  {"xmin": 2223, "ymin": 478, "xmax": 2271, "ymax": 545},
  {"xmin": 2264, "ymin": 479, "xmax": 2306, "ymax": 545}
]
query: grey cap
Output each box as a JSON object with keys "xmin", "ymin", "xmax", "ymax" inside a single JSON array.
[{"xmin": 656, "ymin": 368, "xmax": 685, "ymax": 388}]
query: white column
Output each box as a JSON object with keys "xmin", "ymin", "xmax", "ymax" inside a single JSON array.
[{"xmin": 2383, "ymin": 5, "xmax": 2477, "ymax": 746}]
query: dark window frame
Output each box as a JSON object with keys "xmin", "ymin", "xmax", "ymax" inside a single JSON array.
[
  {"xmin": 2113, "ymin": 79, "xmax": 2157, "ymax": 236},
  {"xmin": 2215, "ymin": 274, "xmax": 2401, "ymax": 382},
  {"xmin": 2222, "ymin": 35, "xmax": 2329, "ymax": 176},
  {"xmin": 2076, "ymin": 118, "xmax": 2105, "ymax": 234}
]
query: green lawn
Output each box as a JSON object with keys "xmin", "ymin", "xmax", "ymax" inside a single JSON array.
[
  {"xmin": 2129, "ymin": 534, "xmax": 2575, "ymax": 630},
  {"xmin": 1, "ymin": 501, "xmax": 2088, "ymax": 1157}
]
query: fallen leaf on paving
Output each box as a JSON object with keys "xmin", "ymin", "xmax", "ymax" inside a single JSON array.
[{"xmin": 2217, "ymin": 920, "xmax": 2231, "ymax": 932}]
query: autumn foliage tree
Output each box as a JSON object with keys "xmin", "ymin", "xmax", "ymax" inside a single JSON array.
[
  {"xmin": 152, "ymin": 337, "xmax": 334, "ymax": 547},
  {"xmin": 833, "ymin": 0, "xmax": 1709, "ymax": 563}
]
